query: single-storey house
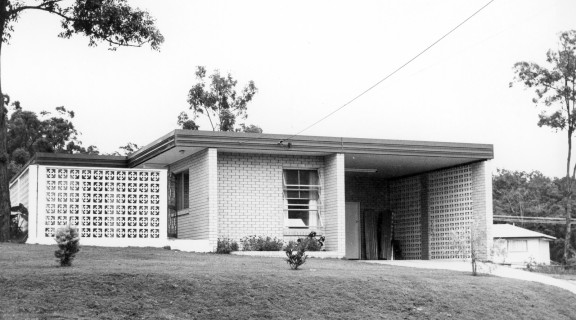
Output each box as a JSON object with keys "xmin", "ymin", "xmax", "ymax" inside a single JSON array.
[
  {"xmin": 9, "ymin": 130, "xmax": 494, "ymax": 260},
  {"xmin": 492, "ymin": 224, "xmax": 555, "ymax": 265}
]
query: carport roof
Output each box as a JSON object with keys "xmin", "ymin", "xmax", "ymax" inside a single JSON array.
[{"xmin": 129, "ymin": 130, "xmax": 493, "ymax": 178}]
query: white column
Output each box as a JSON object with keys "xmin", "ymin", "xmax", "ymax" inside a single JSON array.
[
  {"xmin": 207, "ymin": 148, "xmax": 218, "ymax": 250},
  {"xmin": 324, "ymin": 153, "xmax": 345, "ymax": 257}
]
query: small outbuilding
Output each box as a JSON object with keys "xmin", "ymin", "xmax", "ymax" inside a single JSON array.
[{"xmin": 492, "ymin": 224, "xmax": 555, "ymax": 265}]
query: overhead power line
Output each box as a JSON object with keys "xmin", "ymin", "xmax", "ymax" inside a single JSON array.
[{"xmin": 282, "ymin": 0, "xmax": 495, "ymax": 142}]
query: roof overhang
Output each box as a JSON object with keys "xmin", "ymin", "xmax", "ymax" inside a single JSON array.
[
  {"xmin": 33, "ymin": 153, "xmax": 128, "ymax": 168},
  {"xmin": 129, "ymin": 130, "xmax": 494, "ymax": 179}
]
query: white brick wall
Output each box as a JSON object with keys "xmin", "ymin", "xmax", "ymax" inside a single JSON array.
[
  {"xmin": 471, "ymin": 160, "xmax": 493, "ymax": 260},
  {"xmin": 324, "ymin": 153, "xmax": 345, "ymax": 255},
  {"xmin": 217, "ymin": 152, "xmax": 325, "ymax": 244},
  {"xmin": 170, "ymin": 148, "xmax": 218, "ymax": 245}
]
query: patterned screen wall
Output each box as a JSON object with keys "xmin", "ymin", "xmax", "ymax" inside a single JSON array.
[
  {"xmin": 39, "ymin": 166, "xmax": 166, "ymax": 243},
  {"xmin": 389, "ymin": 176, "xmax": 421, "ymax": 259},
  {"xmin": 428, "ymin": 165, "xmax": 473, "ymax": 259}
]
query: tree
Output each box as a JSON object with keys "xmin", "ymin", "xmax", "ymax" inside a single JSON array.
[
  {"xmin": 108, "ymin": 142, "xmax": 139, "ymax": 156},
  {"xmin": 7, "ymin": 102, "xmax": 99, "ymax": 178},
  {"xmin": 492, "ymin": 169, "xmax": 574, "ymax": 262},
  {"xmin": 180, "ymin": 66, "xmax": 260, "ymax": 132},
  {"xmin": 511, "ymin": 30, "xmax": 576, "ymax": 263},
  {"xmin": 0, "ymin": 0, "xmax": 164, "ymax": 242},
  {"xmin": 493, "ymin": 169, "xmax": 563, "ymax": 221}
]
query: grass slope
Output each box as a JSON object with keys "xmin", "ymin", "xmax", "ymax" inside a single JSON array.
[{"xmin": 0, "ymin": 243, "xmax": 575, "ymax": 320}]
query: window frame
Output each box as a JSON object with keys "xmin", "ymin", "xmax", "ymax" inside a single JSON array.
[
  {"xmin": 282, "ymin": 169, "xmax": 322, "ymax": 229},
  {"xmin": 175, "ymin": 171, "xmax": 189, "ymax": 212},
  {"xmin": 507, "ymin": 239, "xmax": 528, "ymax": 252}
]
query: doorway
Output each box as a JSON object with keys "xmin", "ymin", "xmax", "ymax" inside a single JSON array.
[{"xmin": 345, "ymin": 202, "xmax": 361, "ymax": 259}]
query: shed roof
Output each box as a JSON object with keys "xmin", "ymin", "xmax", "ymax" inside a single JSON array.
[{"xmin": 493, "ymin": 224, "xmax": 556, "ymax": 240}]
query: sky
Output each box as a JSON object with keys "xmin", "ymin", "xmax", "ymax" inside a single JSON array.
[{"xmin": 3, "ymin": 0, "xmax": 576, "ymax": 178}]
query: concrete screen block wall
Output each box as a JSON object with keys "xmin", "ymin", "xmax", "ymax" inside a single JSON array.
[
  {"xmin": 390, "ymin": 176, "xmax": 422, "ymax": 259},
  {"xmin": 428, "ymin": 165, "xmax": 473, "ymax": 259},
  {"xmin": 33, "ymin": 165, "xmax": 168, "ymax": 247}
]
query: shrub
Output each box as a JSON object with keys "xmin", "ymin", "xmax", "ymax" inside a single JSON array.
[
  {"xmin": 54, "ymin": 226, "xmax": 80, "ymax": 267},
  {"xmin": 240, "ymin": 235, "xmax": 283, "ymax": 251},
  {"xmin": 216, "ymin": 238, "xmax": 239, "ymax": 254},
  {"xmin": 285, "ymin": 232, "xmax": 325, "ymax": 252},
  {"xmin": 285, "ymin": 246, "xmax": 307, "ymax": 270},
  {"xmin": 525, "ymin": 257, "xmax": 538, "ymax": 272}
]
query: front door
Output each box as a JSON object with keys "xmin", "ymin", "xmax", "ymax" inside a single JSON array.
[{"xmin": 345, "ymin": 202, "xmax": 361, "ymax": 259}]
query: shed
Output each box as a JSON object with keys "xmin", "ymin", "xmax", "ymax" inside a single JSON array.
[{"xmin": 492, "ymin": 224, "xmax": 555, "ymax": 265}]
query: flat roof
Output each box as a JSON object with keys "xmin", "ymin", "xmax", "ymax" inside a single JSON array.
[
  {"xmin": 129, "ymin": 130, "xmax": 494, "ymax": 169},
  {"xmin": 25, "ymin": 130, "xmax": 494, "ymax": 179}
]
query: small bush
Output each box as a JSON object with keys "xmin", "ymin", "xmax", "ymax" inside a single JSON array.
[
  {"xmin": 240, "ymin": 235, "xmax": 283, "ymax": 251},
  {"xmin": 525, "ymin": 257, "xmax": 537, "ymax": 272},
  {"xmin": 285, "ymin": 246, "xmax": 307, "ymax": 270},
  {"xmin": 54, "ymin": 226, "xmax": 80, "ymax": 267},
  {"xmin": 285, "ymin": 231, "xmax": 325, "ymax": 252},
  {"xmin": 216, "ymin": 238, "xmax": 239, "ymax": 254}
]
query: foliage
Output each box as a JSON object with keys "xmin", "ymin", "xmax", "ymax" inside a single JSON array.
[
  {"xmin": 493, "ymin": 169, "xmax": 563, "ymax": 218},
  {"xmin": 447, "ymin": 226, "xmax": 486, "ymax": 276},
  {"xmin": 180, "ymin": 66, "xmax": 260, "ymax": 132},
  {"xmin": 285, "ymin": 231, "xmax": 325, "ymax": 252},
  {"xmin": 54, "ymin": 225, "xmax": 80, "ymax": 267},
  {"xmin": 0, "ymin": 0, "xmax": 163, "ymax": 242},
  {"xmin": 525, "ymin": 257, "xmax": 538, "ymax": 272},
  {"xmin": 240, "ymin": 235, "xmax": 283, "ymax": 251},
  {"xmin": 6, "ymin": 103, "xmax": 99, "ymax": 178},
  {"xmin": 491, "ymin": 239, "xmax": 508, "ymax": 264},
  {"xmin": 216, "ymin": 238, "xmax": 239, "ymax": 254},
  {"xmin": 285, "ymin": 245, "xmax": 307, "ymax": 270},
  {"xmin": 3, "ymin": 0, "xmax": 164, "ymax": 49},
  {"xmin": 9, "ymin": 203, "xmax": 27, "ymax": 242},
  {"xmin": 529, "ymin": 263, "xmax": 576, "ymax": 275},
  {"xmin": 511, "ymin": 30, "xmax": 576, "ymax": 263},
  {"xmin": 237, "ymin": 123, "xmax": 263, "ymax": 133},
  {"xmin": 493, "ymin": 169, "xmax": 576, "ymax": 263},
  {"xmin": 108, "ymin": 142, "xmax": 140, "ymax": 156}
]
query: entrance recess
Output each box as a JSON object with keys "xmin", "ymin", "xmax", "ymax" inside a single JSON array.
[{"xmin": 345, "ymin": 202, "xmax": 361, "ymax": 259}]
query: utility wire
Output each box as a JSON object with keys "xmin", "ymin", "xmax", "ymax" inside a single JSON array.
[{"xmin": 281, "ymin": 0, "xmax": 495, "ymax": 142}]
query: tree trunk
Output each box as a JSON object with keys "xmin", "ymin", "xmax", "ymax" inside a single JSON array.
[
  {"xmin": 0, "ymin": 0, "xmax": 10, "ymax": 242},
  {"xmin": 565, "ymin": 126, "xmax": 574, "ymax": 263}
]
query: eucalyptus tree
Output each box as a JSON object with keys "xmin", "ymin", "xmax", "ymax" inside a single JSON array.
[
  {"xmin": 511, "ymin": 30, "xmax": 576, "ymax": 263},
  {"xmin": 0, "ymin": 0, "xmax": 164, "ymax": 241},
  {"xmin": 182, "ymin": 66, "xmax": 259, "ymax": 132}
]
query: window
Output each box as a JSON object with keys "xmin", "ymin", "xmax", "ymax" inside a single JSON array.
[
  {"xmin": 283, "ymin": 169, "xmax": 321, "ymax": 228},
  {"xmin": 508, "ymin": 240, "xmax": 527, "ymax": 252},
  {"xmin": 175, "ymin": 171, "xmax": 189, "ymax": 211}
]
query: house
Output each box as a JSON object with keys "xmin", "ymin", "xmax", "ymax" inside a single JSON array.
[
  {"xmin": 492, "ymin": 224, "xmax": 555, "ymax": 265},
  {"xmin": 9, "ymin": 130, "xmax": 494, "ymax": 260}
]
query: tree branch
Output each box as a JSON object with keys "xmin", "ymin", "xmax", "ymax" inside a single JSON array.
[{"xmin": 8, "ymin": 0, "xmax": 63, "ymax": 16}]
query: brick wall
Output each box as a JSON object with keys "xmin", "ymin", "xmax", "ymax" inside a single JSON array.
[
  {"xmin": 170, "ymin": 148, "xmax": 218, "ymax": 243},
  {"xmin": 217, "ymin": 152, "xmax": 325, "ymax": 244},
  {"xmin": 324, "ymin": 153, "xmax": 345, "ymax": 255},
  {"xmin": 471, "ymin": 160, "xmax": 493, "ymax": 260}
]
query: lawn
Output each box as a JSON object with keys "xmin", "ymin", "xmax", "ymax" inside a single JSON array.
[{"xmin": 1, "ymin": 243, "xmax": 575, "ymax": 320}]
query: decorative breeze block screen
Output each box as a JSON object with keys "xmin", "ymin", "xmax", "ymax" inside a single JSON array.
[
  {"xmin": 428, "ymin": 165, "xmax": 473, "ymax": 259},
  {"xmin": 41, "ymin": 167, "xmax": 164, "ymax": 240},
  {"xmin": 389, "ymin": 176, "xmax": 421, "ymax": 260}
]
